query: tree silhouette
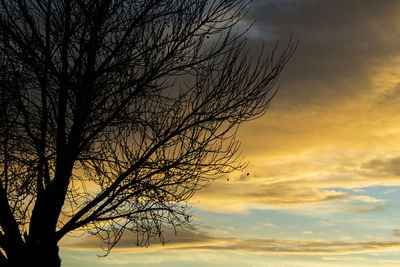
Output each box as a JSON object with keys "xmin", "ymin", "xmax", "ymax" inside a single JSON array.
[{"xmin": 0, "ymin": 0, "xmax": 296, "ymax": 266}]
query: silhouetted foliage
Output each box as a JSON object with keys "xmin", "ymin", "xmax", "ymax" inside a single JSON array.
[{"xmin": 0, "ymin": 0, "xmax": 296, "ymax": 266}]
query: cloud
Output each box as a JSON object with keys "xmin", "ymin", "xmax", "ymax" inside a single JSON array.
[
  {"xmin": 191, "ymin": 180, "xmax": 354, "ymax": 212},
  {"xmin": 362, "ymin": 157, "xmax": 400, "ymax": 177},
  {"xmin": 63, "ymin": 229, "xmax": 235, "ymax": 252},
  {"xmin": 236, "ymin": 0, "xmax": 400, "ymax": 159},
  {"xmin": 301, "ymin": 231, "xmax": 312, "ymax": 235},
  {"xmin": 315, "ymin": 220, "xmax": 334, "ymax": 228},
  {"xmin": 247, "ymin": 0, "xmax": 400, "ymax": 88},
  {"xmin": 63, "ymin": 229, "xmax": 400, "ymax": 255},
  {"xmin": 262, "ymin": 222, "xmax": 279, "ymax": 228},
  {"xmin": 384, "ymin": 189, "xmax": 397, "ymax": 194},
  {"xmin": 186, "ymin": 147, "xmax": 400, "ymax": 214},
  {"xmin": 249, "ymin": 0, "xmax": 400, "ymax": 39},
  {"xmin": 191, "ymin": 167, "xmax": 388, "ymax": 213},
  {"xmin": 391, "ymin": 230, "xmax": 400, "ymax": 237},
  {"xmin": 363, "ymin": 235, "xmax": 382, "ymax": 240}
]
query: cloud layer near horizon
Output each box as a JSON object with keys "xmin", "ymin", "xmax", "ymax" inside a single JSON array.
[{"xmin": 64, "ymin": 229, "xmax": 400, "ymax": 255}]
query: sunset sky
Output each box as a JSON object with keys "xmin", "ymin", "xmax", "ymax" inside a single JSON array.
[{"xmin": 60, "ymin": 1, "xmax": 400, "ymax": 266}]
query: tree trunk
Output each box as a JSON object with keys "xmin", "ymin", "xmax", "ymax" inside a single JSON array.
[{"xmin": 5, "ymin": 242, "xmax": 61, "ymax": 267}]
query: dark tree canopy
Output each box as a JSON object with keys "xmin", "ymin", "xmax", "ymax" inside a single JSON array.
[{"xmin": 0, "ymin": 0, "xmax": 296, "ymax": 266}]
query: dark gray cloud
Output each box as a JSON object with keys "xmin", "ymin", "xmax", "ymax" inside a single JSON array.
[
  {"xmin": 248, "ymin": 0, "xmax": 399, "ymax": 40},
  {"xmin": 242, "ymin": 0, "xmax": 400, "ymax": 110}
]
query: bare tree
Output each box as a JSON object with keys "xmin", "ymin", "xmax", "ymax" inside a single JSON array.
[{"xmin": 0, "ymin": 0, "xmax": 296, "ymax": 266}]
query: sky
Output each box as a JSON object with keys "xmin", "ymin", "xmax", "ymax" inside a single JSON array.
[{"xmin": 59, "ymin": 1, "xmax": 400, "ymax": 266}]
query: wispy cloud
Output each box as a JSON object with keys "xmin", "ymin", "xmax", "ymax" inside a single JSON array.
[
  {"xmin": 63, "ymin": 229, "xmax": 400, "ymax": 255},
  {"xmin": 262, "ymin": 222, "xmax": 279, "ymax": 228},
  {"xmin": 191, "ymin": 175, "xmax": 386, "ymax": 213},
  {"xmin": 391, "ymin": 230, "xmax": 400, "ymax": 237}
]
